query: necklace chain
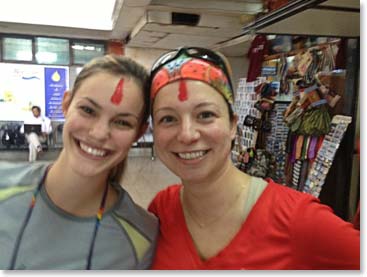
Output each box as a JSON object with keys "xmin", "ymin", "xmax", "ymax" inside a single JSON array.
[{"xmin": 183, "ymin": 185, "xmax": 245, "ymax": 229}]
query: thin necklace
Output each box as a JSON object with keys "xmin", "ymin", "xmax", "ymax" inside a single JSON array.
[
  {"xmin": 9, "ymin": 167, "xmax": 109, "ymax": 270},
  {"xmin": 182, "ymin": 185, "xmax": 245, "ymax": 229}
]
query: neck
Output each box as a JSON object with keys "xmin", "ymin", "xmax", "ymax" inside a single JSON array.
[
  {"xmin": 44, "ymin": 156, "xmax": 117, "ymax": 217},
  {"xmin": 181, "ymin": 164, "xmax": 250, "ymax": 228}
]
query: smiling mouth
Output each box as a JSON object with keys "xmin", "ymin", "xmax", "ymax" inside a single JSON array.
[
  {"xmin": 78, "ymin": 140, "xmax": 109, "ymax": 157},
  {"xmin": 176, "ymin": 150, "xmax": 209, "ymax": 160}
]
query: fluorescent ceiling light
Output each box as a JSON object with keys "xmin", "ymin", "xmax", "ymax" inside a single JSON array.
[
  {"xmin": 71, "ymin": 44, "xmax": 97, "ymax": 51},
  {"xmin": 0, "ymin": 0, "xmax": 117, "ymax": 30}
]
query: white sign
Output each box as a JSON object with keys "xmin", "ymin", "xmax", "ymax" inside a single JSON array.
[{"xmin": 0, "ymin": 63, "xmax": 69, "ymax": 121}]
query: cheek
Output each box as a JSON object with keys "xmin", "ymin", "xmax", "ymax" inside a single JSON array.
[
  {"xmin": 206, "ymin": 124, "xmax": 233, "ymax": 145},
  {"xmin": 113, "ymin": 131, "xmax": 139, "ymax": 150},
  {"xmin": 153, "ymin": 127, "xmax": 171, "ymax": 145},
  {"xmin": 63, "ymin": 112, "xmax": 87, "ymax": 134}
]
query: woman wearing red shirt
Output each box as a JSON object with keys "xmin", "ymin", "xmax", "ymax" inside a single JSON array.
[{"xmin": 148, "ymin": 47, "xmax": 360, "ymax": 270}]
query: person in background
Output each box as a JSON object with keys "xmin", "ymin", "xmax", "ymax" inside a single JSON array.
[
  {"xmin": 21, "ymin": 105, "xmax": 52, "ymax": 162},
  {"xmin": 0, "ymin": 54, "xmax": 158, "ymax": 269},
  {"xmin": 147, "ymin": 46, "xmax": 360, "ymax": 270}
]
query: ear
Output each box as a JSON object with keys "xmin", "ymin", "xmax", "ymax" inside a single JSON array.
[
  {"xmin": 135, "ymin": 123, "xmax": 149, "ymax": 141},
  {"xmin": 230, "ymin": 113, "xmax": 239, "ymax": 141},
  {"xmin": 62, "ymin": 91, "xmax": 72, "ymax": 116}
]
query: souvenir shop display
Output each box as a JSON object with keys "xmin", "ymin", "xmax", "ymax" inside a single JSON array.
[
  {"xmin": 246, "ymin": 35, "xmax": 269, "ymax": 82},
  {"xmin": 236, "ymin": 147, "xmax": 274, "ymax": 178},
  {"xmin": 232, "ymin": 77, "xmax": 263, "ymax": 163},
  {"xmin": 265, "ymin": 0, "xmax": 290, "ymax": 12},
  {"xmin": 234, "ymin": 77, "xmax": 280, "ymax": 180},
  {"xmin": 264, "ymin": 102, "xmax": 289, "ymax": 183},
  {"xmin": 234, "ymin": 35, "xmax": 354, "ymax": 199},
  {"xmin": 284, "ymin": 83, "xmax": 331, "ymax": 136},
  {"xmin": 278, "ymin": 54, "xmax": 290, "ymax": 96},
  {"xmin": 281, "ymin": 58, "xmax": 345, "ymax": 192},
  {"xmin": 303, "ymin": 115, "xmax": 352, "ymax": 197}
]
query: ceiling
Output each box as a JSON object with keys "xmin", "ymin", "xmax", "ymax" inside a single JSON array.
[
  {"xmin": 244, "ymin": 0, "xmax": 360, "ymax": 37},
  {"xmin": 0, "ymin": 0, "xmax": 263, "ymax": 56},
  {"xmin": 0, "ymin": 0, "xmax": 360, "ymax": 57}
]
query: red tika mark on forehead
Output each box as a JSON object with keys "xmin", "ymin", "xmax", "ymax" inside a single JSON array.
[
  {"xmin": 178, "ymin": 79, "xmax": 188, "ymax": 101},
  {"xmin": 110, "ymin": 78, "xmax": 124, "ymax": 105}
]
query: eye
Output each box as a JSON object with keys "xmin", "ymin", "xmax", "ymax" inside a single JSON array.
[
  {"xmin": 79, "ymin": 105, "xmax": 95, "ymax": 115},
  {"xmin": 158, "ymin": 115, "xmax": 176, "ymax": 125},
  {"xmin": 198, "ymin": 111, "xmax": 216, "ymax": 120},
  {"xmin": 113, "ymin": 118, "xmax": 133, "ymax": 128}
]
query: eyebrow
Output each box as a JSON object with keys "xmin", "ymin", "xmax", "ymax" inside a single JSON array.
[
  {"xmin": 82, "ymin": 97, "xmax": 140, "ymax": 120},
  {"xmin": 154, "ymin": 101, "xmax": 218, "ymax": 113},
  {"xmin": 196, "ymin": 102, "xmax": 218, "ymax": 109}
]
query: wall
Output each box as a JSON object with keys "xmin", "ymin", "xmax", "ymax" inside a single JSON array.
[{"xmin": 125, "ymin": 47, "xmax": 166, "ymax": 70}]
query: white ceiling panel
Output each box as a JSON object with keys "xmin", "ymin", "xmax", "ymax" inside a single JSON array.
[
  {"xmin": 127, "ymin": 9, "xmax": 247, "ymax": 48},
  {"xmin": 258, "ymin": 8, "xmax": 359, "ymax": 37},
  {"xmin": 319, "ymin": 0, "xmax": 360, "ymax": 9},
  {"xmin": 149, "ymin": 0, "xmax": 263, "ymax": 15},
  {"xmin": 125, "ymin": 0, "xmax": 262, "ymax": 51},
  {"xmin": 110, "ymin": 0, "xmax": 153, "ymax": 39},
  {"xmin": 140, "ymin": 22, "xmax": 242, "ymax": 38},
  {"xmin": 129, "ymin": 33, "xmax": 225, "ymax": 49}
]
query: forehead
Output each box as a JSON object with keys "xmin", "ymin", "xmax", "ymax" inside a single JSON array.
[
  {"xmin": 75, "ymin": 72, "xmax": 144, "ymax": 110},
  {"xmin": 154, "ymin": 80, "xmax": 227, "ymax": 107},
  {"xmin": 77, "ymin": 72, "xmax": 141, "ymax": 97}
]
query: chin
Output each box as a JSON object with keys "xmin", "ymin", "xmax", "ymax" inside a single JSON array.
[
  {"xmin": 176, "ymin": 169, "xmax": 208, "ymax": 184},
  {"xmin": 67, "ymin": 156, "xmax": 110, "ymax": 179}
]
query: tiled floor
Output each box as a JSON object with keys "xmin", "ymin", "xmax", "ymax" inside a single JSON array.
[{"xmin": 122, "ymin": 156, "xmax": 180, "ymax": 208}]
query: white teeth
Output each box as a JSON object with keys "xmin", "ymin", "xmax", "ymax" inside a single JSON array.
[
  {"xmin": 178, "ymin": 151, "xmax": 206, "ymax": 160},
  {"xmin": 80, "ymin": 142, "xmax": 107, "ymax": 157}
]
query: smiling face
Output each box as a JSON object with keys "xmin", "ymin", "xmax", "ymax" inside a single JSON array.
[
  {"xmin": 61, "ymin": 72, "xmax": 145, "ymax": 179},
  {"xmin": 152, "ymin": 80, "xmax": 237, "ymax": 184}
]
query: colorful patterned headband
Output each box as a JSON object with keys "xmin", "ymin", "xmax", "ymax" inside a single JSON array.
[{"xmin": 150, "ymin": 54, "xmax": 234, "ymax": 110}]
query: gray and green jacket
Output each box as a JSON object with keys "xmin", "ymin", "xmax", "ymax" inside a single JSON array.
[{"xmin": 0, "ymin": 161, "xmax": 158, "ymax": 269}]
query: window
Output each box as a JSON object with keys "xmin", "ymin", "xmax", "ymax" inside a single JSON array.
[
  {"xmin": 3, "ymin": 37, "xmax": 33, "ymax": 61},
  {"xmin": 72, "ymin": 41, "xmax": 105, "ymax": 65},
  {"xmin": 0, "ymin": 35, "xmax": 106, "ymax": 65},
  {"xmin": 35, "ymin": 37, "xmax": 70, "ymax": 65}
]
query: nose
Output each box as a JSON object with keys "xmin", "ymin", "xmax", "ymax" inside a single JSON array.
[
  {"xmin": 177, "ymin": 117, "xmax": 200, "ymax": 144},
  {"xmin": 88, "ymin": 118, "xmax": 110, "ymax": 141}
]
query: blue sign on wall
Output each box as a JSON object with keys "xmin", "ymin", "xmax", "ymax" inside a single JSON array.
[{"xmin": 45, "ymin": 67, "xmax": 67, "ymax": 120}]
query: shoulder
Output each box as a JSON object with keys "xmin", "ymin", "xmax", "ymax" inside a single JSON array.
[
  {"xmin": 112, "ymin": 185, "xmax": 158, "ymax": 241},
  {"xmin": 262, "ymin": 179, "xmax": 354, "ymax": 233},
  {"xmin": 0, "ymin": 161, "xmax": 50, "ymax": 188},
  {"xmin": 253, "ymin": 179, "xmax": 323, "ymax": 229},
  {"xmin": 262, "ymin": 181, "xmax": 360, "ymax": 269},
  {"xmin": 42, "ymin": 116, "xmax": 51, "ymax": 122},
  {"xmin": 264, "ymin": 178, "xmax": 318, "ymax": 206},
  {"xmin": 153, "ymin": 184, "xmax": 181, "ymax": 201},
  {"xmin": 148, "ymin": 184, "xmax": 181, "ymax": 214}
]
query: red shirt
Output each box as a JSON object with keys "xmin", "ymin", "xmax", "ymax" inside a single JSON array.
[{"xmin": 148, "ymin": 180, "xmax": 360, "ymax": 269}]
